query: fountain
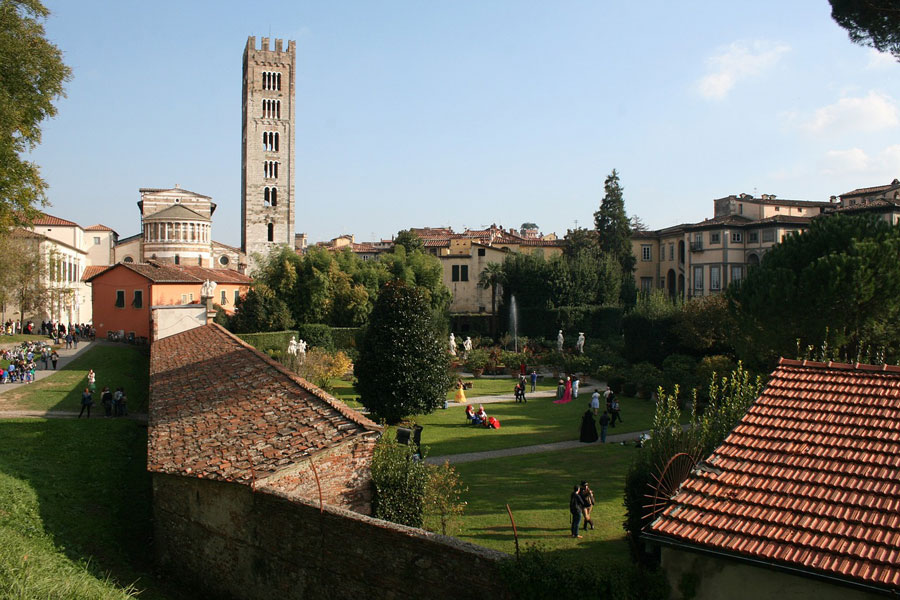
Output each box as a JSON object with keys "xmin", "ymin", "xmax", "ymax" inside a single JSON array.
[{"xmin": 510, "ymin": 294, "xmax": 519, "ymax": 353}]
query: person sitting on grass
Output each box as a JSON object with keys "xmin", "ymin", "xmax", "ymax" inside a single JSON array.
[
  {"xmin": 476, "ymin": 405, "xmax": 488, "ymax": 426},
  {"xmin": 466, "ymin": 404, "xmax": 478, "ymax": 425}
]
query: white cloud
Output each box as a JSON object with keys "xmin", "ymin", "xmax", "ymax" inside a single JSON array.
[
  {"xmin": 866, "ymin": 49, "xmax": 897, "ymax": 70},
  {"xmin": 820, "ymin": 145, "xmax": 900, "ymax": 176},
  {"xmin": 799, "ymin": 91, "xmax": 899, "ymax": 134},
  {"xmin": 696, "ymin": 40, "xmax": 790, "ymax": 100}
]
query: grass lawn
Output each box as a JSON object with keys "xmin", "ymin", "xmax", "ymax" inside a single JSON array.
[
  {"xmin": 414, "ymin": 394, "xmax": 661, "ymax": 457},
  {"xmin": 449, "ymin": 442, "xmax": 637, "ymax": 567},
  {"xmin": 0, "ymin": 345, "xmax": 149, "ymax": 413},
  {"xmin": 0, "ymin": 333, "xmax": 56, "ymax": 345},
  {"xmin": 0, "ymin": 418, "xmax": 182, "ymax": 599}
]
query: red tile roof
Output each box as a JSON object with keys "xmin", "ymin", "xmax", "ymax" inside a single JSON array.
[
  {"xmin": 840, "ymin": 179, "xmax": 900, "ymax": 198},
  {"xmin": 81, "ymin": 265, "xmax": 108, "ymax": 281},
  {"xmin": 647, "ymin": 358, "xmax": 900, "ymax": 592},
  {"xmin": 32, "ymin": 213, "xmax": 78, "ymax": 227},
  {"xmin": 85, "ymin": 224, "xmax": 116, "ymax": 232},
  {"xmin": 148, "ymin": 324, "xmax": 381, "ymax": 484},
  {"xmin": 86, "ymin": 262, "xmax": 252, "ymax": 284}
]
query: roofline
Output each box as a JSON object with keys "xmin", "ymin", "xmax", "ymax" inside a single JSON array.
[
  {"xmin": 777, "ymin": 356, "xmax": 900, "ymax": 374},
  {"xmin": 208, "ymin": 323, "xmax": 383, "ymax": 434},
  {"xmin": 641, "ymin": 532, "xmax": 896, "ymax": 597},
  {"xmin": 139, "ymin": 187, "xmax": 212, "ymax": 200},
  {"xmin": 17, "ymin": 229, "xmax": 87, "ymax": 255}
]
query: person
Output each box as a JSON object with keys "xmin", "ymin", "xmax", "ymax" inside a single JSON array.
[
  {"xmin": 78, "ymin": 387, "xmax": 93, "ymax": 418},
  {"xmin": 569, "ymin": 485, "xmax": 585, "ymax": 538},
  {"xmin": 611, "ymin": 397, "xmax": 622, "ymax": 427},
  {"xmin": 605, "ymin": 388, "xmax": 614, "ymax": 415},
  {"xmin": 65, "ymin": 332, "xmax": 73, "ymax": 349},
  {"xmin": 50, "ymin": 350, "xmax": 59, "ymax": 370},
  {"xmin": 555, "ymin": 379, "xmax": 565, "ymax": 402},
  {"xmin": 529, "ymin": 370, "xmax": 537, "ymax": 393},
  {"xmin": 476, "ymin": 405, "xmax": 488, "ymax": 427},
  {"xmin": 590, "ymin": 390, "xmax": 600, "ymax": 415},
  {"xmin": 41, "ymin": 348, "xmax": 49, "ymax": 370},
  {"xmin": 599, "ymin": 410, "xmax": 610, "ymax": 443},
  {"xmin": 572, "ymin": 376, "xmax": 580, "ymax": 399},
  {"xmin": 101, "ymin": 386, "xmax": 113, "ymax": 417},
  {"xmin": 580, "ymin": 482, "xmax": 596, "ymax": 531},
  {"xmin": 455, "ymin": 379, "xmax": 467, "ymax": 403},
  {"xmin": 554, "ymin": 376, "xmax": 573, "ymax": 404},
  {"xmin": 117, "ymin": 388, "xmax": 128, "ymax": 416},
  {"xmin": 515, "ymin": 377, "xmax": 527, "ymax": 403},
  {"xmin": 465, "ymin": 404, "xmax": 477, "ymax": 425},
  {"xmin": 579, "ymin": 406, "xmax": 598, "ymax": 443},
  {"xmin": 87, "ymin": 369, "xmax": 96, "ymax": 392},
  {"xmin": 519, "ymin": 361, "xmax": 526, "ymax": 377},
  {"xmin": 113, "ymin": 387, "xmax": 123, "ymax": 416}
]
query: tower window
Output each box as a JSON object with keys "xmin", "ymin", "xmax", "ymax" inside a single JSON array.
[
  {"xmin": 271, "ymin": 188, "xmax": 277, "ymax": 207},
  {"xmin": 262, "ymin": 71, "xmax": 283, "ymax": 91},
  {"xmin": 267, "ymin": 223, "xmax": 274, "ymax": 242},
  {"xmin": 264, "ymin": 187, "xmax": 270, "ymax": 206},
  {"xmin": 174, "ymin": 255, "xmax": 180, "ymax": 265},
  {"xmin": 263, "ymin": 160, "xmax": 279, "ymax": 178},
  {"xmin": 263, "ymin": 132, "xmax": 279, "ymax": 152},
  {"xmin": 262, "ymin": 99, "xmax": 281, "ymax": 119}
]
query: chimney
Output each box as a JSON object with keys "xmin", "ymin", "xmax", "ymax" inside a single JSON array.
[{"xmin": 206, "ymin": 297, "xmax": 217, "ymax": 325}]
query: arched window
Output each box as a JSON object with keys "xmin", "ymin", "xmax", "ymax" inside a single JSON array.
[
  {"xmin": 123, "ymin": 256, "xmax": 134, "ymax": 263},
  {"xmin": 277, "ymin": 72, "xmax": 281, "ymax": 90},
  {"xmin": 174, "ymin": 255, "xmax": 180, "ymax": 265},
  {"xmin": 264, "ymin": 187, "xmax": 270, "ymax": 206},
  {"xmin": 198, "ymin": 256, "xmax": 203, "ymax": 266},
  {"xmin": 274, "ymin": 132, "xmax": 279, "ymax": 151},
  {"xmin": 271, "ymin": 188, "xmax": 277, "ymax": 207},
  {"xmin": 267, "ymin": 223, "xmax": 274, "ymax": 242},
  {"xmin": 276, "ymin": 100, "xmax": 280, "ymax": 119}
]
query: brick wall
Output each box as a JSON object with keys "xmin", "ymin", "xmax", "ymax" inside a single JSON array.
[
  {"xmin": 259, "ymin": 435, "xmax": 376, "ymax": 514},
  {"xmin": 154, "ymin": 473, "xmax": 509, "ymax": 600}
]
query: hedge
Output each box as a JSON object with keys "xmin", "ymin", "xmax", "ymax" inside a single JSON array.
[
  {"xmin": 236, "ymin": 330, "xmax": 299, "ymax": 354},
  {"xmin": 295, "ymin": 324, "xmax": 333, "ymax": 350},
  {"xmin": 331, "ymin": 327, "xmax": 362, "ymax": 352},
  {"xmin": 506, "ymin": 305, "xmax": 623, "ymax": 341}
]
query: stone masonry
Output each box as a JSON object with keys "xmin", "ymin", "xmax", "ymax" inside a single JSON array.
[{"xmin": 241, "ymin": 36, "xmax": 296, "ymax": 269}]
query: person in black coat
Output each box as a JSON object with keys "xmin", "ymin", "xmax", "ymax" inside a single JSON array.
[{"xmin": 579, "ymin": 406, "xmax": 598, "ymax": 443}]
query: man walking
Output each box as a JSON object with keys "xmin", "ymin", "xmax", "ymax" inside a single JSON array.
[
  {"xmin": 569, "ymin": 485, "xmax": 585, "ymax": 538},
  {"xmin": 529, "ymin": 370, "xmax": 537, "ymax": 393},
  {"xmin": 599, "ymin": 410, "xmax": 610, "ymax": 443}
]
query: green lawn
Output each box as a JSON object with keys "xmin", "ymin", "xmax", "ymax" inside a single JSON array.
[
  {"xmin": 414, "ymin": 394, "xmax": 659, "ymax": 457},
  {"xmin": 0, "ymin": 333, "xmax": 57, "ymax": 345},
  {"xmin": 450, "ymin": 442, "xmax": 637, "ymax": 567},
  {"xmin": 0, "ymin": 345, "xmax": 149, "ymax": 413},
  {"xmin": 0, "ymin": 419, "xmax": 181, "ymax": 599}
]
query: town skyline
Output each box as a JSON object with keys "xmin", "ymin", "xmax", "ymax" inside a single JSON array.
[{"xmin": 32, "ymin": 0, "xmax": 900, "ymax": 246}]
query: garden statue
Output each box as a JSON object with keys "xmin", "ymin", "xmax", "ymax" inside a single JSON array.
[
  {"xmin": 557, "ymin": 330, "xmax": 564, "ymax": 352},
  {"xmin": 287, "ymin": 336, "xmax": 299, "ymax": 356},
  {"xmin": 449, "ymin": 332, "xmax": 457, "ymax": 356},
  {"xmin": 576, "ymin": 332, "xmax": 585, "ymax": 354},
  {"xmin": 463, "ymin": 336, "xmax": 473, "ymax": 358},
  {"xmin": 200, "ymin": 279, "xmax": 217, "ymax": 298}
]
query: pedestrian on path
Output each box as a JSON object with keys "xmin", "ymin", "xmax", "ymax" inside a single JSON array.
[
  {"xmin": 530, "ymin": 370, "xmax": 537, "ymax": 393},
  {"xmin": 65, "ymin": 333, "xmax": 73, "ymax": 349},
  {"xmin": 591, "ymin": 390, "xmax": 600, "ymax": 415},
  {"xmin": 579, "ymin": 406, "xmax": 598, "ymax": 443},
  {"xmin": 50, "ymin": 350, "xmax": 58, "ymax": 370},
  {"xmin": 569, "ymin": 485, "xmax": 585, "ymax": 538},
  {"xmin": 101, "ymin": 387, "xmax": 113, "ymax": 417},
  {"xmin": 599, "ymin": 410, "xmax": 610, "ymax": 443},
  {"xmin": 78, "ymin": 387, "xmax": 93, "ymax": 418},
  {"xmin": 87, "ymin": 369, "xmax": 96, "ymax": 393},
  {"xmin": 579, "ymin": 481, "xmax": 595, "ymax": 531}
]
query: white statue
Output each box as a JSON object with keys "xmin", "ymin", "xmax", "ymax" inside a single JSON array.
[
  {"xmin": 297, "ymin": 339, "xmax": 308, "ymax": 362},
  {"xmin": 200, "ymin": 279, "xmax": 217, "ymax": 298},
  {"xmin": 287, "ymin": 336, "xmax": 299, "ymax": 356},
  {"xmin": 557, "ymin": 330, "xmax": 564, "ymax": 353},
  {"xmin": 449, "ymin": 333, "xmax": 457, "ymax": 356},
  {"xmin": 576, "ymin": 332, "xmax": 585, "ymax": 355},
  {"xmin": 463, "ymin": 336, "xmax": 473, "ymax": 357}
]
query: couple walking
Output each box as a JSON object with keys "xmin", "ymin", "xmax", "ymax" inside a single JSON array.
[
  {"xmin": 552, "ymin": 376, "xmax": 580, "ymax": 404},
  {"xmin": 568, "ymin": 481, "xmax": 596, "ymax": 538}
]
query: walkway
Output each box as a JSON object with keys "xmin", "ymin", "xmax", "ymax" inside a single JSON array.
[{"xmin": 425, "ymin": 427, "xmax": 648, "ymax": 465}]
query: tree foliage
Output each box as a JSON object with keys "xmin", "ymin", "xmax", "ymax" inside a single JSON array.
[
  {"xmin": 424, "ymin": 461, "xmax": 467, "ymax": 536},
  {"xmin": 0, "ymin": 1, "xmax": 71, "ymax": 232},
  {"xmin": 371, "ymin": 433, "xmax": 428, "ymax": 528},
  {"xmin": 729, "ymin": 214, "xmax": 900, "ymax": 368},
  {"xmin": 594, "ymin": 169, "xmax": 635, "ymax": 273},
  {"xmin": 830, "ymin": 0, "xmax": 900, "ymax": 61},
  {"xmin": 354, "ymin": 280, "xmax": 452, "ymax": 424},
  {"xmin": 230, "ymin": 283, "xmax": 294, "ymax": 333},
  {"xmin": 0, "ymin": 231, "xmax": 48, "ymax": 320},
  {"xmin": 393, "ymin": 229, "xmax": 424, "ymax": 253}
]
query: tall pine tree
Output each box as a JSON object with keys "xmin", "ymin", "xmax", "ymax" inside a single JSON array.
[{"xmin": 594, "ymin": 169, "xmax": 635, "ymax": 273}]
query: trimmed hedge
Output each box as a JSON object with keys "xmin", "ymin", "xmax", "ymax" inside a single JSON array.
[
  {"xmin": 236, "ymin": 330, "xmax": 299, "ymax": 354},
  {"xmin": 331, "ymin": 327, "xmax": 361, "ymax": 352},
  {"xmin": 296, "ymin": 324, "xmax": 333, "ymax": 350},
  {"xmin": 509, "ymin": 305, "xmax": 623, "ymax": 341}
]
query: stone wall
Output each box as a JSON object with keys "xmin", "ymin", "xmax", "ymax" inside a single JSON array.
[{"xmin": 154, "ymin": 473, "xmax": 509, "ymax": 600}]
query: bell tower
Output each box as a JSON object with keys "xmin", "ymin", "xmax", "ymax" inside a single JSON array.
[{"xmin": 241, "ymin": 36, "xmax": 296, "ymax": 268}]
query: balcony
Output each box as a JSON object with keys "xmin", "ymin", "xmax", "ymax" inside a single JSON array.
[{"xmin": 690, "ymin": 241, "xmax": 703, "ymax": 252}]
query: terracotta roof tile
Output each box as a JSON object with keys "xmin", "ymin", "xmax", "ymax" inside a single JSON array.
[
  {"xmin": 148, "ymin": 324, "xmax": 381, "ymax": 484},
  {"xmin": 81, "ymin": 265, "xmax": 108, "ymax": 281},
  {"xmin": 32, "ymin": 213, "xmax": 78, "ymax": 227},
  {"xmin": 85, "ymin": 224, "xmax": 116, "ymax": 232},
  {"xmin": 85, "ymin": 262, "xmax": 252, "ymax": 284},
  {"xmin": 648, "ymin": 358, "xmax": 900, "ymax": 593}
]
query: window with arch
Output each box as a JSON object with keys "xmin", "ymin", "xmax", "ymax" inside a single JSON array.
[
  {"xmin": 263, "ymin": 160, "xmax": 279, "ymax": 178},
  {"xmin": 264, "ymin": 188, "xmax": 271, "ymax": 207},
  {"xmin": 123, "ymin": 256, "xmax": 134, "ymax": 263},
  {"xmin": 263, "ymin": 187, "xmax": 278, "ymax": 207},
  {"xmin": 267, "ymin": 223, "xmax": 274, "ymax": 242},
  {"xmin": 261, "ymin": 71, "xmax": 282, "ymax": 91},
  {"xmin": 261, "ymin": 99, "xmax": 281, "ymax": 119},
  {"xmin": 174, "ymin": 255, "xmax": 180, "ymax": 265},
  {"xmin": 262, "ymin": 132, "xmax": 279, "ymax": 152}
]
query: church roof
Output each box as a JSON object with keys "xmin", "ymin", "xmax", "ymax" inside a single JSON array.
[
  {"xmin": 139, "ymin": 186, "xmax": 212, "ymax": 200},
  {"xmin": 142, "ymin": 204, "xmax": 210, "ymax": 222}
]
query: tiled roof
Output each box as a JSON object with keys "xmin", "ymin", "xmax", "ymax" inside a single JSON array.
[
  {"xmin": 86, "ymin": 262, "xmax": 252, "ymax": 284},
  {"xmin": 32, "ymin": 213, "xmax": 78, "ymax": 227},
  {"xmin": 647, "ymin": 358, "xmax": 900, "ymax": 592},
  {"xmin": 424, "ymin": 239, "xmax": 450, "ymax": 248},
  {"xmin": 85, "ymin": 224, "xmax": 116, "ymax": 232},
  {"xmin": 139, "ymin": 186, "xmax": 212, "ymax": 199},
  {"xmin": 828, "ymin": 199, "xmax": 900, "ymax": 214},
  {"xmin": 142, "ymin": 204, "xmax": 210, "ymax": 222},
  {"xmin": 81, "ymin": 265, "xmax": 108, "ymax": 281},
  {"xmin": 840, "ymin": 179, "xmax": 900, "ymax": 198},
  {"xmin": 148, "ymin": 324, "xmax": 381, "ymax": 483}
]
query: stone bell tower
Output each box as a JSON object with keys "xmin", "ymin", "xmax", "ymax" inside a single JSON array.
[{"xmin": 241, "ymin": 36, "xmax": 295, "ymax": 269}]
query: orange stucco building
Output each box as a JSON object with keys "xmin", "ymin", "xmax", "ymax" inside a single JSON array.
[{"xmin": 86, "ymin": 262, "xmax": 252, "ymax": 342}]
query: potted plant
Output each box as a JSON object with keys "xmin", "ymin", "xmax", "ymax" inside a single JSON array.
[{"xmin": 465, "ymin": 349, "xmax": 490, "ymax": 378}]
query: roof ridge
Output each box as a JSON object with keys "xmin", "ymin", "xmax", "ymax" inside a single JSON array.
[{"xmin": 777, "ymin": 357, "xmax": 900, "ymax": 374}]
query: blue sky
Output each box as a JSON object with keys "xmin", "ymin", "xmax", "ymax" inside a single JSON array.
[{"xmin": 33, "ymin": 0, "xmax": 900, "ymax": 246}]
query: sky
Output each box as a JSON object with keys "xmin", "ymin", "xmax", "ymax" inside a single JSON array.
[{"xmin": 32, "ymin": 0, "xmax": 900, "ymax": 247}]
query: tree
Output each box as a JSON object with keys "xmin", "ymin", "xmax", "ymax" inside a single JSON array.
[
  {"xmin": 594, "ymin": 170, "xmax": 634, "ymax": 271},
  {"xmin": 0, "ymin": 231, "xmax": 48, "ymax": 321},
  {"xmin": 477, "ymin": 262, "xmax": 504, "ymax": 319},
  {"xmin": 354, "ymin": 280, "xmax": 451, "ymax": 424},
  {"xmin": 729, "ymin": 214, "xmax": 900, "ymax": 367},
  {"xmin": 393, "ymin": 229, "xmax": 424, "ymax": 253},
  {"xmin": 0, "ymin": 1, "xmax": 71, "ymax": 232},
  {"xmin": 230, "ymin": 284, "xmax": 294, "ymax": 333},
  {"xmin": 830, "ymin": 0, "xmax": 900, "ymax": 61},
  {"xmin": 519, "ymin": 222, "xmax": 538, "ymax": 233},
  {"xmin": 562, "ymin": 227, "xmax": 599, "ymax": 259},
  {"xmin": 629, "ymin": 215, "xmax": 648, "ymax": 232}
]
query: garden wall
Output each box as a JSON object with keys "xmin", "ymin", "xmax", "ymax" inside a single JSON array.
[{"xmin": 154, "ymin": 474, "xmax": 509, "ymax": 600}]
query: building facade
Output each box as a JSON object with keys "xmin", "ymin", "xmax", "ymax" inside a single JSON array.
[{"xmin": 241, "ymin": 36, "xmax": 296, "ymax": 267}]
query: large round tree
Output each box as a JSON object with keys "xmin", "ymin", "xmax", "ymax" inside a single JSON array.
[{"xmin": 355, "ymin": 280, "xmax": 451, "ymax": 424}]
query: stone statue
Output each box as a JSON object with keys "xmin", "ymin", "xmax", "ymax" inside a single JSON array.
[
  {"xmin": 557, "ymin": 330, "xmax": 564, "ymax": 353},
  {"xmin": 287, "ymin": 336, "xmax": 299, "ymax": 356},
  {"xmin": 576, "ymin": 332, "xmax": 585, "ymax": 354},
  {"xmin": 200, "ymin": 279, "xmax": 217, "ymax": 298},
  {"xmin": 449, "ymin": 333, "xmax": 457, "ymax": 356},
  {"xmin": 463, "ymin": 336, "xmax": 473, "ymax": 358},
  {"xmin": 297, "ymin": 339, "xmax": 308, "ymax": 362}
]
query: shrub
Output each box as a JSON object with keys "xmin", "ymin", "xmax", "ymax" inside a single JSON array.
[
  {"xmin": 662, "ymin": 354, "xmax": 698, "ymax": 395},
  {"xmin": 423, "ymin": 461, "xmax": 467, "ymax": 536},
  {"xmin": 371, "ymin": 433, "xmax": 427, "ymax": 528},
  {"xmin": 296, "ymin": 323, "xmax": 334, "ymax": 350},
  {"xmin": 297, "ymin": 348, "xmax": 352, "ymax": 393},
  {"xmin": 501, "ymin": 351, "xmax": 527, "ymax": 369},
  {"xmin": 330, "ymin": 327, "xmax": 361, "ymax": 352},
  {"xmin": 236, "ymin": 330, "xmax": 299, "ymax": 355},
  {"xmin": 464, "ymin": 348, "xmax": 490, "ymax": 372},
  {"xmin": 628, "ymin": 362, "xmax": 664, "ymax": 397},
  {"xmin": 355, "ymin": 281, "xmax": 452, "ymax": 424}
]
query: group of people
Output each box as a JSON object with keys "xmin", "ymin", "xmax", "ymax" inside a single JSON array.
[
  {"xmin": 552, "ymin": 375, "xmax": 580, "ymax": 404},
  {"xmin": 78, "ymin": 369, "xmax": 129, "ymax": 418},
  {"xmin": 0, "ymin": 341, "xmax": 58, "ymax": 384},
  {"xmin": 40, "ymin": 321, "xmax": 94, "ymax": 344},
  {"xmin": 568, "ymin": 481, "xmax": 596, "ymax": 538},
  {"xmin": 465, "ymin": 404, "xmax": 500, "ymax": 429},
  {"xmin": 580, "ymin": 387, "xmax": 624, "ymax": 443}
]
